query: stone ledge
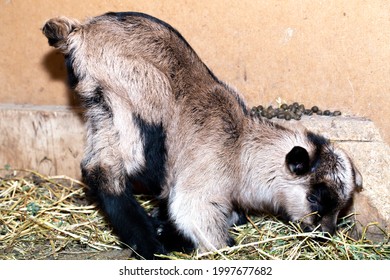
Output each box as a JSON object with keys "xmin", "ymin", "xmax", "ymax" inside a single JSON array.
[
  {"xmin": 0, "ymin": 104, "xmax": 388, "ymax": 239},
  {"xmin": 273, "ymin": 115, "xmax": 382, "ymax": 142}
]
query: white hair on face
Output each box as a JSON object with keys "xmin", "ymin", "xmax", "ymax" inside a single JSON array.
[{"xmin": 321, "ymin": 145, "xmax": 362, "ymax": 201}]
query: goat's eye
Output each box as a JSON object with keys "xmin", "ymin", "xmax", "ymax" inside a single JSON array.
[{"xmin": 307, "ymin": 194, "xmax": 318, "ymax": 204}]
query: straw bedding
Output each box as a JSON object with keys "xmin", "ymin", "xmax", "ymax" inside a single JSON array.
[{"xmin": 0, "ymin": 169, "xmax": 388, "ymax": 260}]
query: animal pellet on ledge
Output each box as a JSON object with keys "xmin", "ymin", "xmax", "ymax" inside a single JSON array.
[{"xmin": 250, "ymin": 102, "xmax": 342, "ymax": 121}]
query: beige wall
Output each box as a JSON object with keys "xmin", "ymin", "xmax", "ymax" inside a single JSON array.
[{"xmin": 1, "ymin": 0, "xmax": 389, "ymax": 143}]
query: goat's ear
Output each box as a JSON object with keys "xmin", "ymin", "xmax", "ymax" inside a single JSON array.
[{"xmin": 285, "ymin": 146, "xmax": 310, "ymax": 175}]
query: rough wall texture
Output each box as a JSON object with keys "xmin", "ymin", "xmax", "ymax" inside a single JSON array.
[{"xmin": 0, "ymin": 0, "xmax": 389, "ymax": 144}]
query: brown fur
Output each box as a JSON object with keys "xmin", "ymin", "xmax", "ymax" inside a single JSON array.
[{"xmin": 42, "ymin": 12, "xmax": 362, "ymax": 256}]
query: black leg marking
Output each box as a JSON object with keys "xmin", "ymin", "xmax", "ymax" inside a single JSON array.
[
  {"xmin": 82, "ymin": 166, "xmax": 165, "ymax": 259},
  {"xmin": 98, "ymin": 189, "xmax": 165, "ymax": 259},
  {"xmin": 227, "ymin": 236, "xmax": 236, "ymax": 247},
  {"xmin": 154, "ymin": 201, "xmax": 195, "ymax": 253}
]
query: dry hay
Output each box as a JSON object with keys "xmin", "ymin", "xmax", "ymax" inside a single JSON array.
[
  {"xmin": 0, "ymin": 169, "xmax": 389, "ymax": 260},
  {"xmin": 0, "ymin": 169, "xmax": 122, "ymax": 259}
]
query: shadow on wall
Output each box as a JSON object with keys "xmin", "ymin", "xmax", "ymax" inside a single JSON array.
[{"xmin": 41, "ymin": 49, "xmax": 81, "ymax": 107}]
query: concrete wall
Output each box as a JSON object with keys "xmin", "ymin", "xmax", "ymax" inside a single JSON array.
[{"xmin": 1, "ymin": 0, "xmax": 389, "ymax": 144}]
